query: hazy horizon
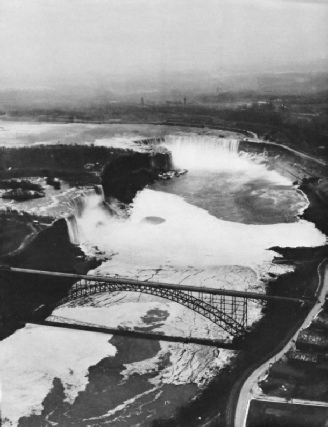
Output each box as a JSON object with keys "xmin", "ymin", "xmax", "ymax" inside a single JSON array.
[{"xmin": 1, "ymin": 0, "xmax": 327, "ymax": 94}]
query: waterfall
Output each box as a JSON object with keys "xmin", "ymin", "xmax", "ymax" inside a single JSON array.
[
  {"xmin": 94, "ymin": 184, "xmax": 104, "ymax": 197},
  {"xmin": 65, "ymin": 186, "xmax": 108, "ymax": 245},
  {"xmin": 66, "ymin": 215, "xmax": 81, "ymax": 245},
  {"xmin": 163, "ymin": 135, "xmax": 240, "ymax": 171},
  {"xmin": 70, "ymin": 194, "xmax": 87, "ymax": 218},
  {"xmin": 68, "ymin": 186, "xmax": 105, "ymax": 217}
]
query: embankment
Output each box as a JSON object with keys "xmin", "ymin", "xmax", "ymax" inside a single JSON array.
[{"xmin": 0, "ymin": 219, "xmax": 88, "ymax": 339}]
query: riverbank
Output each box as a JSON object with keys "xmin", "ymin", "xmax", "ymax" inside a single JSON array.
[
  {"xmin": 222, "ymin": 146, "xmax": 328, "ymax": 426},
  {"xmin": 231, "ymin": 259, "xmax": 328, "ymax": 427},
  {"xmin": 0, "ymin": 122, "xmax": 327, "ymax": 426}
]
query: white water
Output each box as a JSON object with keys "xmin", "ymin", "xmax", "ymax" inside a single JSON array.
[
  {"xmin": 164, "ymin": 134, "xmax": 241, "ymax": 170},
  {"xmin": 1, "ymin": 135, "xmax": 326, "ymax": 425},
  {"xmin": 45, "ymin": 134, "xmax": 325, "ymax": 423},
  {"xmin": 71, "ymin": 189, "xmax": 324, "ymax": 273},
  {"xmin": 164, "ymin": 134, "xmax": 279, "ymax": 178},
  {"xmin": 65, "ymin": 135, "xmax": 324, "ymax": 276}
]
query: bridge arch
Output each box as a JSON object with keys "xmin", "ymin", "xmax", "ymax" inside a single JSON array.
[
  {"xmin": 2, "ymin": 267, "xmax": 309, "ymax": 339},
  {"xmin": 59, "ymin": 280, "xmax": 247, "ymax": 336}
]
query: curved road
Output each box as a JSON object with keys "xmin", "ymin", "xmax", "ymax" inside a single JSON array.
[{"xmin": 227, "ymin": 258, "xmax": 328, "ymax": 427}]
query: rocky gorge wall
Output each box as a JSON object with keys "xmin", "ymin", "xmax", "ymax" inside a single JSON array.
[{"xmin": 239, "ymin": 139, "xmax": 327, "ymax": 183}]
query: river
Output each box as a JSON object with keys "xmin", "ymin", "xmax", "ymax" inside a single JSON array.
[{"xmin": 0, "ymin": 125, "xmax": 326, "ymax": 426}]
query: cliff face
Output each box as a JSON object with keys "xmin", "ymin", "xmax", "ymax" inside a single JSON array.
[
  {"xmin": 2, "ymin": 219, "xmax": 83, "ymax": 272},
  {"xmin": 0, "ymin": 219, "xmax": 95, "ymax": 336},
  {"xmin": 101, "ymin": 149, "xmax": 172, "ymax": 203}
]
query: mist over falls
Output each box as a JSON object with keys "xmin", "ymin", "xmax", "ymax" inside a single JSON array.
[
  {"xmin": 155, "ymin": 135, "xmax": 309, "ymax": 224},
  {"xmin": 163, "ymin": 135, "xmax": 240, "ymax": 171},
  {"xmin": 65, "ymin": 135, "xmax": 325, "ymax": 279}
]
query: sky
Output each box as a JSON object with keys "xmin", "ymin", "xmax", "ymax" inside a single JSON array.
[{"xmin": 0, "ymin": 0, "xmax": 327, "ymax": 89}]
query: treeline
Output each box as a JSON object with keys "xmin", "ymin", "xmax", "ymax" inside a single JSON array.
[{"xmin": 0, "ymin": 145, "xmax": 136, "ymax": 172}]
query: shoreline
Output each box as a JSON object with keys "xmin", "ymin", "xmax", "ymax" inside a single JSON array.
[{"xmin": 0, "ymin": 123, "xmax": 327, "ymax": 426}]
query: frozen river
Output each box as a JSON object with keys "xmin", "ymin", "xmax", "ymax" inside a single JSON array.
[{"xmin": 0, "ymin": 125, "xmax": 325, "ymax": 426}]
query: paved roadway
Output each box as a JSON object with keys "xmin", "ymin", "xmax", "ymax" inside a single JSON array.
[{"xmin": 232, "ymin": 259, "xmax": 328, "ymax": 427}]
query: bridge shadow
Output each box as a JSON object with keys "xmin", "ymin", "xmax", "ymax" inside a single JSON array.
[{"xmin": 23, "ymin": 318, "xmax": 241, "ymax": 350}]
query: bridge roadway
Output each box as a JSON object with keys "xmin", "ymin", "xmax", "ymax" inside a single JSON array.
[
  {"xmin": 3, "ymin": 267, "xmax": 314, "ymax": 304},
  {"xmin": 1, "ymin": 267, "xmax": 315, "ymax": 342}
]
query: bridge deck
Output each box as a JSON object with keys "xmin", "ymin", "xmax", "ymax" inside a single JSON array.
[{"xmin": 1, "ymin": 266, "xmax": 314, "ymax": 304}]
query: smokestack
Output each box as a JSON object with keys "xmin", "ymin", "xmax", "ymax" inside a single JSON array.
[{"xmin": 184, "ymin": 97, "xmax": 187, "ymax": 105}]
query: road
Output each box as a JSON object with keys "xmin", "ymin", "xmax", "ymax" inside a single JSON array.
[
  {"xmin": 253, "ymin": 395, "xmax": 328, "ymax": 408},
  {"xmin": 232, "ymin": 259, "xmax": 328, "ymax": 427}
]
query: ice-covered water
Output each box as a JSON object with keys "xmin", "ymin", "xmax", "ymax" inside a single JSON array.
[
  {"xmin": 0, "ymin": 325, "xmax": 116, "ymax": 426},
  {"xmin": 0, "ymin": 121, "xmax": 150, "ymax": 148},
  {"xmin": 1, "ymin": 132, "xmax": 326, "ymax": 425},
  {"xmin": 158, "ymin": 135, "xmax": 307, "ymax": 224},
  {"xmin": 72, "ymin": 188, "xmax": 323, "ymax": 273},
  {"xmin": 68, "ymin": 135, "xmax": 323, "ymax": 278}
]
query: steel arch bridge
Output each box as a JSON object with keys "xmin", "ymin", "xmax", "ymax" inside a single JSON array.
[
  {"xmin": 1, "ymin": 267, "xmax": 313, "ymax": 338},
  {"xmin": 60, "ymin": 278, "xmax": 248, "ymax": 336}
]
